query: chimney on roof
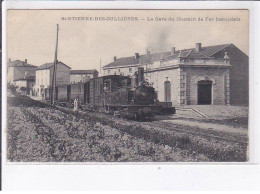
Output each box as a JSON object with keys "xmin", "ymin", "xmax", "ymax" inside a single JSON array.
[
  {"xmin": 114, "ymin": 56, "xmax": 117, "ymax": 61},
  {"xmin": 135, "ymin": 53, "xmax": 140, "ymax": 59},
  {"xmin": 25, "ymin": 59, "xmax": 27, "ymax": 63},
  {"xmin": 8, "ymin": 58, "xmax": 11, "ymax": 63},
  {"xmin": 171, "ymin": 47, "xmax": 176, "ymax": 55},
  {"xmin": 195, "ymin": 43, "xmax": 202, "ymax": 52}
]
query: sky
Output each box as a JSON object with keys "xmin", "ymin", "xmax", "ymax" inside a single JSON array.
[{"xmin": 7, "ymin": 10, "xmax": 248, "ymax": 75}]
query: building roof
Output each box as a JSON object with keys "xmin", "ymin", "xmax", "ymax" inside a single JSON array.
[
  {"xmin": 8, "ymin": 60, "xmax": 36, "ymax": 68},
  {"xmin": 70, "ymin": 69, "xmax": 98, "ymax": 74},
  {"xmin": 36, "ymin": 61, "xmax": 71, "ymax": 70},
  {"xmin": 103, "ymin": 43, "xmax": 232, "ymax": 69},
  {"xmin": 103, "ymin": 51, "xmax": 171, "ymax": 69},
  {"xmin": 14, "ymin": 71, "xmax": 36, "ymax": 81}
]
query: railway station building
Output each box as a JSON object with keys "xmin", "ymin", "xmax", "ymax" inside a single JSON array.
[
  {"xmin": 34, "ymin": 61, "xmax": 71, "ymax": 97},
  {"xmin": 103, "ymin": 43, "xmax": 249, "ymax": 106}
]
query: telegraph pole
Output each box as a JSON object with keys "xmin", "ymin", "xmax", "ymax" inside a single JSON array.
[
  {"xmin": 51, "ymin": 24, "xmax": 59, "ymax": 105},
  {"xmin": 100, "ymin": 58, "xmax": 102, "ymax": 76}
]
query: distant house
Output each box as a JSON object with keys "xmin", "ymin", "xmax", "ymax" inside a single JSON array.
[
  {"xmin": 14, "ymin": 71, "xmax": 36, "ymax": 95},
  {"xmin": 7, "ymin": 59, "xmax": 36, "ymax": 84},
  {"xmin": 103, "ymin": 43, "xmax": 249, "ymax": 106},
  {"xmin": 70, "ymin": 69, "xmax": 98, "ymax": 83},
  {"xmin": 34, "ymin": 61, "xmax": 71, "ymax": 96}
]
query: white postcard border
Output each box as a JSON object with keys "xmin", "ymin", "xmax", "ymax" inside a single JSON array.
[{"xmin": 2, "ymin": 1, "xmax": 260, "ymax": 190}]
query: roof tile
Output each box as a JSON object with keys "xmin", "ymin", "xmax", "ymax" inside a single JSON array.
[{"xmin": 103, "ymin": 44, "xmax": 231, "ymax": 68}]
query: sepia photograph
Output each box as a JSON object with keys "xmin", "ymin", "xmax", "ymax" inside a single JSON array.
[{"xmin": 5, "ymin": 9, "xmax": 249, "ymax": 163}]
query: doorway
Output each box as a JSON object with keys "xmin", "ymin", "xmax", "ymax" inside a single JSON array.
[{"xmin": 198, "ymin": 80, "xmax": 212, "ymax": 105}]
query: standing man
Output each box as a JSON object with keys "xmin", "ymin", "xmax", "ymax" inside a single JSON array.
[{"xmin": 73, "ymin": 97, "xmax": 79, "ymax": 112}]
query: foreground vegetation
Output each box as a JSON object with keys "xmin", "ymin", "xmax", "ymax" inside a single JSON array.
[
  {"xmin": 7, "ymin": 96, "xmax": 209, "ymax": 162},
  {"xmin": 7, "ymin": 96, "xmax": 248, "ymax": 162}
]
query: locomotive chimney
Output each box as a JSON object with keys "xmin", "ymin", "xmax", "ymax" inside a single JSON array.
[{"xmin": 137, "ymin": 67, "xmax": 144, "ymax": 85}]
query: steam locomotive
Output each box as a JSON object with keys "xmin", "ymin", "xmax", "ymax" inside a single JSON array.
[{"xmin": 44, "ymin": 67, "xmax": 175, "ymax": 119}]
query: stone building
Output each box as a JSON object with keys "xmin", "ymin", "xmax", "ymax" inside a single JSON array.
[
  {"xmin": 34, "ymin": 61, "xmax": 71, "ymax": 96},
  {"xmin": 103, "ymin": 43, "xmax": 249, "ymax": 106},
  {"xmin": 7, "ymin": 59, "xmax": 36, "ymax": 84},
  {"xmin": 70, "ymin": 69, "xmax": 98, "ymax": 83}
]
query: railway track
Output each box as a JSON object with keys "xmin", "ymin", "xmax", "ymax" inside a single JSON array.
[
  {"xmin": 53, "ymin": 102, "xmax": 248, "ymax": 146},
  {"xmin": 140, "ymin": 121, "xmax": 248, "ymax": 145},
  {"xmin": 38, "ymin": 97, "xmax": 248, "ymax": 146}
]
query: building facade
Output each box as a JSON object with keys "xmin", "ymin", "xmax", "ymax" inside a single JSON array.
[
  {"xmin": 34, "ymin": 61, "xmax": 71, "ymax": 96},
  {"xmin": 7, "ymin": 59, "xmax": 36, "ymax": 84},
  {"xmin": 70, "ymin": 69, "xmax": 98, "ymax": 83},
  {"xmin": 103, "ymin": 43, "xmax": 249, "ymax": 106}
]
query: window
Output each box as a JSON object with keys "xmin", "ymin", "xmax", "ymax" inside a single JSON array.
[
  {"xmin": 181, "ymin": 91, "xmax": 185, "ymax": 96},
  {"xmin": 181, "ymin": 83, "xmax": 185, "ymax": 88},
  {"xmin": 118, "ymin": 69, "xmax": 121, "ymax": 72},
  {"xmin": 180, "ymin": 75, "xmax": 185, "ymax": 80},
  {"xmin": 129, "ymin": 68, "xmax": 132, "ymax": 73},
  {"xmin": 108, "ymin": 70, "xmax": 110, "ymax": 75},
  {"xmin": 181, "ymin": 99, "xmax": 185, "ymax": 104}
]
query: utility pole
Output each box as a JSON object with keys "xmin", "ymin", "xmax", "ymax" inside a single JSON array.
[
  {"xmin": 100, "ymin": 58, "xmax": 102, "ymax": 76},
  {"xmin": 51, "ymin": 24, "xmax": 59, "ymax": 105}
]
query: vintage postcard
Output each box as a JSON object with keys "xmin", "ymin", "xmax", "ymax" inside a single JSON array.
[{"xmin": 5, "ymin": 9, "xmax": 249, "ymax": 163}]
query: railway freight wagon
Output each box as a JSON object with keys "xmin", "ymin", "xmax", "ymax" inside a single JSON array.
[
  {"xmin": 56, "ymin": 85, "xmax": 69, "ymax": 104},
  {"xmin": 70, "ymin": 83, "xmax": 85, "ymax": 104},
  {"xmin": 44, "ymin": 87, "xmax": 51, "ymax": 101},
  {"xmin": 55, "ymin": 82, "xmax": 90, "ymax": 105}
]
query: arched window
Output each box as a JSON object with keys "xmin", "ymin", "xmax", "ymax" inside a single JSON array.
[{"xmin": 164, "ymin": 78, "xmax": 171, "ymax": 102}]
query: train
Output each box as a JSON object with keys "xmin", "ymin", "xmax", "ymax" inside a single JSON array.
[{"xmin": 44, "ymin": 67, "xmax": 175, "ymax": 119}]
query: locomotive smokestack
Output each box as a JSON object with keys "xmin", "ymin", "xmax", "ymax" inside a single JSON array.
[{"xmin": 137, "ymin": 67, "xmax": 144, "ymax": 85}]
